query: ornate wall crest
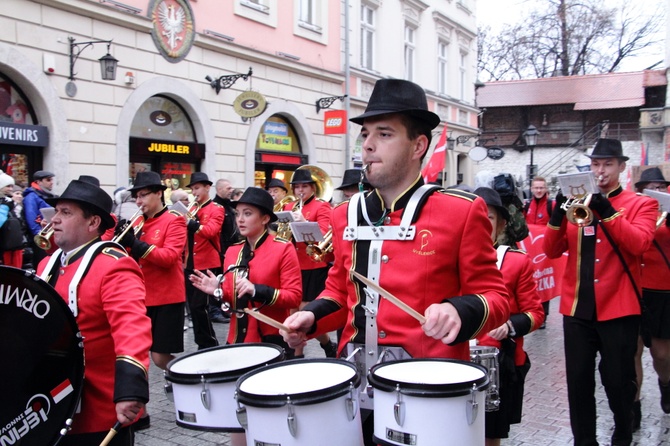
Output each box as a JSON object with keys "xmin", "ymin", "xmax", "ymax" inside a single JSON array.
[{"xmin": 149, "ymin": 0, "xmax": 195, "ymax": 63}]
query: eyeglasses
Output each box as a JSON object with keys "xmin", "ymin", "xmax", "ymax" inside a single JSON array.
[{"xmin": 133, "ymin": 191, "xmax": 154, "ymax": 199}]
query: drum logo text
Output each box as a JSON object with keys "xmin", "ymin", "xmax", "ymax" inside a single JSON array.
[
  {"xmin": 0, "ymin": 394, "xmax": 49, "ymax": 444},
  {"xmin": 0, "ymin": 284, "xmax": 51, "ymax": 319}
]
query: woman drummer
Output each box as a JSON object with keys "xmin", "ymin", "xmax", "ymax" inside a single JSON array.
[
  {"xmin": 190, "ymin": 187, "xmax": 302, "ymax": 351},
  {"xmin": 473, "ymin": 187, "xmax": 545, "ymax": 446}
]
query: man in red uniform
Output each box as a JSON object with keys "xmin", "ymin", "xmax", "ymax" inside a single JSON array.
[
  {"xmin": 283, "ymin": 168, "xmax": 338, "ymax": 357},
  {"xmin": 37, "ymin": 179, "xmax": 151, "ymax": 445},
  {"xmin": 633, "ymin": 167, "xmax": 670, "ymax": 428},
  {"xmin": 184, "ymin": 172, "xmax": 224, "ymax": 349},
  {"xmin": 544, "ymin": 139, "xmax": 658, "ymax": 446},
  {"xmin": 282, "ymin": 79, "xmax": 510, "ymax": 445}
]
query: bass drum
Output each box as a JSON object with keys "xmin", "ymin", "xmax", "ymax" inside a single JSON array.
[{"xmin": 0, "ymin": 266, "xmax": 84, "ymax": 445}]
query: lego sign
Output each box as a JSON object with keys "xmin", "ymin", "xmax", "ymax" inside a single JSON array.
[{"xmin": 324, "ymin": 110, "xmax": 347, "ymax": 135}]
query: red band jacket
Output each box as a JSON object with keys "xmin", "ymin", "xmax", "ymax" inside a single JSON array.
[
  {"xmin": 221, "ymin": 231, "xmax": 302, "ymax": 344},
  {"xmin": 37, "ymin": 240, "xmax": 151, "ymax": 435},
  {"xmin": 284, "ymin": 195, "xmax": 332, "ymax": 270},
  {"xmin": 544, "ymin": 186, "xmax": 657, "ymax": 320},
  {"xmin": 187, "ymin": 199, "xmax": 223, "ymax": 271},
  {"xmin": 135, "ymin": 207, "xmax": 187, "ymax": 306},
  {"xmin": 478, "ymin": 247, "xmax": 544, "ymax": 366},
  {"xmin": 641, "ymin": 222, "xmax": 670, "ymax": 290},
  {"xmin": 306, "ymin": 178, "xmax": 510, "ymax": 360}
]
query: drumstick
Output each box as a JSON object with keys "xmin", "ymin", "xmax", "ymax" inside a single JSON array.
[
  {"xmin": 351, "ymin": 271, "xmax": 427, "ymax": 324},
  {"xmin": 243, "ymin": 308, "xmax": 294, "ymax": 333},
  {"xmin": 99, "ymin": 421, "xmax": 122, "ymax": 446}
]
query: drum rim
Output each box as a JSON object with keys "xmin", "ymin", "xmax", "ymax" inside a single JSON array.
[
  {"xmin": 368, "ymin": 358, "xmax": 489, "ymax": 397},
  {"xmin": 236, "ymin": 358, "xmax": 361, "ymax": 407},
  {"xmin": 164, "ymin": 343, "xmax": 284, "ymax": 384},
  {"xmin": 1, "ymin": 266, "xmax": 85, "ymax": 446}
]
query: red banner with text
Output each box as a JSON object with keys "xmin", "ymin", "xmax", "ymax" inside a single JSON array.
[{"xmin": 517, "ymin": 224, "xmax": 568, "ymax": 303}]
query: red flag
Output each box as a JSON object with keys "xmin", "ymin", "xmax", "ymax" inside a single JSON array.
[
  {"xmin": 641, "ymin": 142, "xmax": 648, "ymax": 166},
  {"xmin": 421, "ymin": 125, "xmax": 448, "ymax": 184}
]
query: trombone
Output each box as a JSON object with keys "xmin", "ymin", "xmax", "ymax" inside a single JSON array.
[
  {"xmin": 112, "ymin": 208, "xmax": 145, "ymax": 244},
  {"xmin": 34, "ymin": 223, "xmax": 54, "ymax": 250}
]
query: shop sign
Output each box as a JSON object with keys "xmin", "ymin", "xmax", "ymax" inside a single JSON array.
[
  {"xmin": 233, "ymin": 91, "xmax": 267, "ymax": 118},
  {"xmin": 258, "ymin": 133, "xmax": 292, "ymax": 151},
  {"xmin": 323, "ymin": 110, "xmax": 347, "ymax": 134},
  {"xmin": 0, "ymin": 122, "xmax": 49, "ymax": 147},
  {"xmin": 130, "ymin": 137, "xmax": 204, "ymax": 158}
]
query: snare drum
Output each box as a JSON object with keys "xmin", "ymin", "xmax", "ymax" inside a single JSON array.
[
  {"xmin": 0, "ymin": 266, "xmax": 84, "ymax": 445},
  {"xmin": 164, "ymin": 343, "xmax": 284, "ymax": 431},
  {"xmin": 470, "ymin": 345, "xmax": 500, "ymax": 412},
  {"xmin": 236, "ymin": 359, "xmax": 364, "ymax": 446},
  {"xmin": 368, "ymin": 359, "xmax": 489, "ymax": 446}
]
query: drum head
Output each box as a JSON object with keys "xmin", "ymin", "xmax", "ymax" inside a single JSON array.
[
  {"xmin": 166, "ymin": 343, "xmax": 284, "ymax": 384},
  {"xmin": 237, "ymin": 359, "xmax": 360, "ymax": 407},
  {"xmin": 0, "ymin": 266, "xmax": 84, "ymax": 445},
  {"xmin": 369, "ymin": 359, "xmax": 488, "ymax": 397}
]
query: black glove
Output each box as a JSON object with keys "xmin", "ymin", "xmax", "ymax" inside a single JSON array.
[
  {"xmin": 117, "ymin": 225, "xmax": 136, "ymax": 248},
  {"xmin": 130, "ymin": 239, "xmax": 152, "ymax": 260},
  {"xmin": 549, "ymin": 192, "xmax": 567, "ymax": 226},
  {"xmin": 589, "ymin": 193, "xmax": 616, "ymax": 219},
  {"xmin": 187, "ymin": 219, "xmax": 200, "ymax": 233},
  {"xmin": 114, "ymin": 218, "xmax": 128, "ymax": 235},
  {"xmin": 250, "ymin": 284, "xmax": 274, "ymax": 305}
]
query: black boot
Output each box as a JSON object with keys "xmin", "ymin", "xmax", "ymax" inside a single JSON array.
[
  {"xmin": 320, "ymin": 340, "xmax": 338, "ymax": 358},
  {"xmin": 660, "ymin": 379, "xmax": 670, "ymax": 414},
  {"xmin": 632, "ymin": 400, "xmax": 641, "ymax": 432}
]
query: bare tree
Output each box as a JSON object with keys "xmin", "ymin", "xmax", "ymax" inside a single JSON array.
[{"xmin": 477, "ymin": 0, "xmax": 664, "ymax": 81}]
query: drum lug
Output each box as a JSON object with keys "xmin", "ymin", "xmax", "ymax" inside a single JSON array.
[
  {"xmin": 235, "ymin": 391, "xmax": 248, "ymax": 429},
  {"xmin": 366, "ymin": 383, "xmax": 374, "ymax": 399},
  {"xmin": 466, "ymin": 383, "xmax": 479, "ymax": 425},
  {"xmin": 345, "ymin": 383, "xmax": 358, "ymax": 421},
  {"xmin": 200, "ymin": 375, "xmax": 211, "ymax": 410},
  {"xmin": 286, "ymin": 397, "xmax": 298, "ymax": 437},
  {"xmin": 393, "ymin": 384, "xmax": 405, "ymax": 426},
  {"xmin": 59, "ymin": 418, "xmax": 74, "ymax": 436},
  {"xmin": 163, "ymin": 371, "xmax": 174, "ymax": 403}
]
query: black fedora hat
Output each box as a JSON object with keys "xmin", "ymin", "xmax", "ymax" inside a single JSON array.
[
  {"xmin": 128, "ymin": 171, "xmax": 167, "ymax": 193},
  {"xmin": 77, "ymin": 175, "xmax": 100, "ymax": 188},
  {"xmin": 186, "ymin": 172, "xmax": 213, "ymax": 187},
  {"xmin": 266, "ymin": 178, "xmax": 288, "ymax": 192},
  {"xmin": 231, "ymin": 187, "xmax": 278, "ymax": 223},
  {"xmin": 46, "ymin": 180, "xmax": 115, "ymax": 229},
  {"xmin": 474, "ymin": 187, "xmax": 510, "ymax": 221},
  {"xmin": 350, "ymin": 79, "xmax": 441, "ymax": 129},
  {"xmin": 586, "ymin": 138, "xmax": 629, "ymax": 161},
  {"xmin": 336, "ymin": 168, "xmax": 370, "ymax": 190},
  {"xmin": 290, "ymin": 169, "xmax": 315, "ymax": 185},
  {"xmin": 635, "ymin": 167, "xmax": 670, "ymax": 189}
]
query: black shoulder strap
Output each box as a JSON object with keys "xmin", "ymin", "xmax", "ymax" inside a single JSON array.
[
  {"xmin": 597, "ymin": 221, "xmax": 643, "ymax": 304},
  {"xmin": 653, "ymin": 239, "xmax": 670, "ymax": 271}
]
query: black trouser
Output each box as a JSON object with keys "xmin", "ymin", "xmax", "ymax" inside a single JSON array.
[
  {"xmin": 59, "ymin": 426, "xmax": 133, "ymax": 445},
  {"xmin": 563, "ymin": 315, "xmax": 639, "ymax": 446},
  {"xmin": 184, "ymin": 268, "xmax": 220, "ymax": 350}
]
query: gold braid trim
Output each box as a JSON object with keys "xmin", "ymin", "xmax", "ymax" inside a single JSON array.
[
  {"xmin": 117, "ymin": 355, "xmax": 148, "ymax": 377},
  {"xmin": 470, "ymin": 294, "xmax": 490, "ymax": 338}
]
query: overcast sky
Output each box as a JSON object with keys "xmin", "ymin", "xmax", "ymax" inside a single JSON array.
[{"xmin": 476, "ymin": 0, "xmax": 666, "ymax": 73}]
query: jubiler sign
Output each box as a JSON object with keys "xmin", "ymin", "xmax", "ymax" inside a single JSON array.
[{"xmin": 130, "ymin": 137, "xmax": 204, "ymax": 158}]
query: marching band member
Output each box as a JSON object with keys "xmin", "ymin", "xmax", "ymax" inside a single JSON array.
[
  {"xmin": 283, "ymin": 168, "xmax": 338, "ymax": 358},
  {"xmin": 633, "ymin": 167, "xmax": 670, "ymax": 429},
  {"xmin": 190, "ymin": 187, "xmax": 302, "ymax": 446},
  {"xmin": 266, "ymin": 178, "xmax": 289, "ymax": 207},
  {"xmin": 544, "ymin": 139, "xmax": 657, "ymax": 446},
  {"xmin": 336, "ymin": 168, "xmax": 372, "ymax": 202},
  {"xmin": 183, "ymin": 172, "xmax": 224, "ymax": 350},
  {"xmin": 281, "ymin": 79, "xmax": 509, "ymax": 445},
  {"xmin": 474, "ymin": 187, "xmax": 544, "ymax": 446},
  {"xmin": 37, "ymin": 179, "xmax": 151, "ymax": 445}
]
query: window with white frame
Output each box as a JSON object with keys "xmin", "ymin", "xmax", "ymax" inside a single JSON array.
[
  {"xmin": 299, "ymin": 0, "xmax": 320, "ymax": 31},
  {"xmin": 404, "ymin": 25, "xmax": 415, "ymax": 81},
  {"xmin": 361, "ymin": 4, "xmax": 375, "ymax": 70},
  {"xmin": 235, "ymin": 0, "xmax": 277, "ymax": 27},
  {"xmin": 242, "ymin": 0, "xmax": 269, "ymax": 13},
  {"xmin": 438, "ymin": 41, "xmax": 448, "ymax": 95},
  {"xmin": 460, "ymin": 52, "xmax": 467, "ymax": 101}
]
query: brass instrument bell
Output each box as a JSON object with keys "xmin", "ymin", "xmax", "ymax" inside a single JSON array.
[{"xmin": 34, "ymin": 223, "xmax": 54, "ymax": 250}]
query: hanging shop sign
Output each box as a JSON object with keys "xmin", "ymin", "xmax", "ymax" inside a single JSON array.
[
  {"xmin": 0, "ymin": 122, "xmax": 49, "ymax": 147},
  {"xmin": 149, "ymin": 0, "xmax": 196, "ymax": 63},
  {"xmin": 323, "ymin": 110, "xmax": 347, "ymax": 135},
  {"xmin": 486, "ymin": 147, "xmax": 505, "ymax": 161},
  {"xmin": 233, "ymin": 91, "xmax": 267, "ymax": 118}
]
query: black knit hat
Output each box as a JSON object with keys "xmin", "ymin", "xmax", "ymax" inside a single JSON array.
[
  {"xmin": 186, "ymin": 172, "xmax": 213, "ymax": 187},
  {"xmin": 128, "ymin": 171, "xmax": 167, "ymax": 193},
  {"xmin": 350, "ymin": 79, "xmax": 440, "ymax": 129},
  {"xmin": 336, "ymin": 168, "xmax": 370, "ymax": 190},
  {"xmin": 46, "ymin": 180, "xmax": 115, "ymax": 229},
  {"xmin": 635, "ymin": 167, "xmax": 670, "ymax": 189},
  {"xmin": 266, "ymin": 178, "xmax": 288, "ymax": 192},
  {"xmin": 231, "ymin": 187, "xmax": 278, "ymax": 223},
  {"xmin": 586, "ymin": 138, "xmax": 629, "ymax": 161},
  {"xmin": 473, "ymin": 187, "xmax": 510, "ymax": 221},
  {"xmin": 290, "ymin": 169, "xmax": 315, "ymax": 185}
]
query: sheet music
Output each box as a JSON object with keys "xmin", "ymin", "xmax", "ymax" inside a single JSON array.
[
  {"xmin": 557, "ymin": 172, "xmax": 598, "ymax": 196},
  {"xmin": 643, "ymin": 189, "xmax": 670, "ymax": 212},
  {"xmin": 274, "ymin": 211, "xmax": 295, "ymax": 223},
  {"xmin": 39, "ymin": 207, "xmax": 56, "ymax": 223},
  {"xmin": 170, "ymin": 201, "xmax": 189, "ymax": 215},
  {"xmin": 289, "ymin": 222, "xmax": 324, "ymax": 243}
]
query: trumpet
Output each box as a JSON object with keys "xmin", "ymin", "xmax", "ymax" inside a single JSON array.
[
  {"xmin": 306, "ymin": 229, "xmax": 333, "ymax": 262},
  {"xmin": 34, "ymin": 223, "xmax": 54, "ymax": 250},
  {"xmin": 186, "ymin": 200, "xmax": 200, "ymax": 220},
  {"xmin": 564, "ymin": 195, "xmax": 594, "ymax": 227},
  {"xmin": 112, "ymin": 208, "xmax": 145, "ymax": 244}
]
